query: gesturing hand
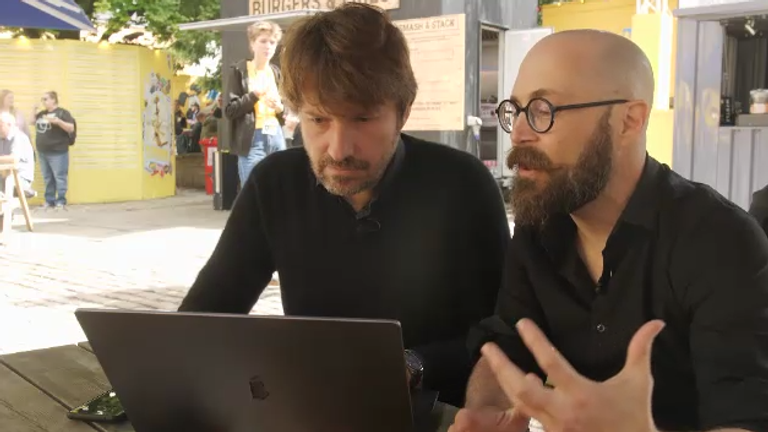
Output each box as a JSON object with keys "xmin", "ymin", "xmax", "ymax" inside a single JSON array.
[{"xmin": 481, "ymin": 318, "xmax": 664, "ymax": 432}]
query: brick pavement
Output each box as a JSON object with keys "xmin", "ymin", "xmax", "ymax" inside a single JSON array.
[
  {"xmin": 0, "ymin": 189, "xmax": 514, "ymax": 355},
  {"xmin": 0, "ymin": 189, "xmax": 282, "ymax": 354}
]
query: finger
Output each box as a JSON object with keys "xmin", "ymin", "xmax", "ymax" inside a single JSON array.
[
  {"xmin": 508, "ymin": 374, "xmax": 555, "ymax": 424},
  {"xmin": 515, "ymin": 319, "xmax": 586, "ymax": 389},
  {"xmin": 481, "ymin": 343, "xmax": 555, "ymax": 415},
  {"xmin": 624, "ymin": 320, "xmax": 665, "ymax": 372}
]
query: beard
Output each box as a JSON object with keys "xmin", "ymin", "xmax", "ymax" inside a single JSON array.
[
  {"xmin": 311, "ymin": 137, "xmax": 398, "ymax": 197},
  {"xmin": 508, "ymin": 111, "xmax": 613, "ymax": 227}
]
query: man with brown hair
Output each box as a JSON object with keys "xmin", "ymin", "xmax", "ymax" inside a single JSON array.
[{"xmin": 180, "ymin": 3, "xmax": 509, "ymax": 409}]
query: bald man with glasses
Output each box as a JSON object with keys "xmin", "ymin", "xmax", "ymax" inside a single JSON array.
[{"xmin": 450, "ymin": 30, "xmax": 768, "ymax": 432}]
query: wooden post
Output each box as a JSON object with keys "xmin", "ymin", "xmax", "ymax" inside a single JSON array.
[{"xmin": 0, "ymin": 155, "xmax": 34, "ymax": 241}]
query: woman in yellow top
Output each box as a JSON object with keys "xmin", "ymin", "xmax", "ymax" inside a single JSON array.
[{"xmin": 223, "ymin": 21, "xmax": 287, "ymax": 186}]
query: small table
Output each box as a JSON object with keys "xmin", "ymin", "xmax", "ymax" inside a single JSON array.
[{"xmin": 0, "ymin": 343, "xmax": 457, "ymax": 431}]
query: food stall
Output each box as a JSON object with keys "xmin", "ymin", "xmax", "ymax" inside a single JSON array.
[
  {"xmin": 179, "ymin": 0, "xmax": 540, "ymax": 209},
  {"xmin": 673, "ymin": 0, "xmax": 768, "ymax": 209}
]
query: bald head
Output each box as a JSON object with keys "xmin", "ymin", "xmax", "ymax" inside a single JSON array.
[{"xmin": 526, "ymin": 30, "xmax": 655, "ymax": 108}]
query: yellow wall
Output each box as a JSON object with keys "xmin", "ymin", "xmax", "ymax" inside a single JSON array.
[
  {"xmin": 542, "ymin": 0, "xmax": 636, "ymax": 36},
  {"xmin": 0, "ymin": 39, "xmax": 175, "ymax": 204}
]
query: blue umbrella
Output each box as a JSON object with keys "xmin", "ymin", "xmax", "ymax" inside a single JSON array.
[{"xmin": 4, "ymin": 0, "xmax": 96, "ymax": 32}]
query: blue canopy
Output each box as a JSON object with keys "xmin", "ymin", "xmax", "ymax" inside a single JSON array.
[{"xmin": 4, "ymin": 0, "xmax": 96, "ymax": 32}]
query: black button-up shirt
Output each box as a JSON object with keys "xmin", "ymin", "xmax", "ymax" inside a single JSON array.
[{"xmin": 469, "ymin": 156, "xmax": 768, "ymax": 431}]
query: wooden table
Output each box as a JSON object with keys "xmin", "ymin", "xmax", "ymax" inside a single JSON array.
[{"xmin": 0, "ymin": 343, "xmax": 458, "ymax": 432}]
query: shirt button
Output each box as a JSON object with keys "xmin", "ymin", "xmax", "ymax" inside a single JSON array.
[{"xmin": 596, "ymin": 323, "xmax": 606, "ymax": 333}]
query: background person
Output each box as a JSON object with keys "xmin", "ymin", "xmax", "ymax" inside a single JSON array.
[
  {"xmin": 223, "ymin": 20, "xmax": 287, "ymax": 186},
  {"xmin": 32, "ymin": 91, "xmax": 75, "ymax": 210}
]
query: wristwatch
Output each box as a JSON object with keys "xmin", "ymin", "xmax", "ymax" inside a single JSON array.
[{"xmin": 404, "ymin": 349, "xmax": 424, "ymax": 391}]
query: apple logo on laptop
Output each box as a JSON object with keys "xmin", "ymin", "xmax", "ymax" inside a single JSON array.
[{"xmin": 249, "ymin": 376, "xmax": 270, "ymax": 400}]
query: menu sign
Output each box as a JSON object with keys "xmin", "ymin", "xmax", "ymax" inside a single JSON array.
[
  {"xmin": 395, "ymin": 14, "xmax": 466, "ymax": 131},
  {"xmin": 250, "ymin": 0, "xmax": 399, "ymax": 15}
]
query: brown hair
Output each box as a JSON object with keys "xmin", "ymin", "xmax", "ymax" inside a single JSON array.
[
  {"xmin": 247, "ymin": 21, "xmax": 282, "ymax": 45},
  {"xmin": 44, "ymin": 91, "xmax": 59, "ymax": 105},
  {"xmin": 0, "ymin": 89, "xmax": 14, "ymax": 113},
  {"xmin": 280, "ymin": 3, "xmax": 417, "ymax": 116}
]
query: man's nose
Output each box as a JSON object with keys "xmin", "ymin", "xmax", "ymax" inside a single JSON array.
[
  {"xmin": 326, "ymin": 124, "xmax": 354, "ymax": 161},
  {"xmin": 510, "ymin": 113, "xmax": 537, "ymax": 146}
]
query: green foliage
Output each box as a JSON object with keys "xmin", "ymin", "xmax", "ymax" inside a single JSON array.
[{"xmin": 94, "ymin": 0, "xmax": 221, "ymax": 70}]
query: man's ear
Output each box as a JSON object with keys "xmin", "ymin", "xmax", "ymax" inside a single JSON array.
[
  {"xmin": 400, "ymin": 104, "xmax": 412, "ymax": 129},
  {"xmin": 620, "ymin": 100, "xmax": 650, "ymax": 138}
]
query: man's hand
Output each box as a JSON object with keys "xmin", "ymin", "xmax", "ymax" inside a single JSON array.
[
  {"xmin": 481, "ymin": 318, "xmax": 664, "ymax": 432},
  {"xmin": 262, "ymin": 96, "xmax": 283, "ymax": 112},
  {"xmin": 448, "ymin": 407, "xmax": 530, "ymax": 432}
]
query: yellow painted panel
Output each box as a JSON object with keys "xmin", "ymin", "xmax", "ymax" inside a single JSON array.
[
  {"xmin": 0, "ymin": 39, "xmax": 176, "ymax": 204},
  {"xmin": 647, "ymin": 109, "xmax": 674, "ymax": 166},
  {"xmin": 542, "ymin": 0, "xmax": 636, "ymax": 35},
  {"xmin": 139, "ymin": 49, "xmax": 176, "ymax": 199}
]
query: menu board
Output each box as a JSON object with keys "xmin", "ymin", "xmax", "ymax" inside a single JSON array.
[
  {"xmin": 395, "ymin": 14, "xmax": 466, "ymax": 131},
  {"xmin": 250, "ymin": 0, "xmax": 399, "ymax": 15}
]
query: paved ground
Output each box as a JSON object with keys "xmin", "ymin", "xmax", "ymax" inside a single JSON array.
[
  {"xmin": 0, "ymin": 188, "xmax": 514, "ymax": 355},
  {"xmin": 0, "ymin": 189, "xmax": 283, "ymax": 354}
]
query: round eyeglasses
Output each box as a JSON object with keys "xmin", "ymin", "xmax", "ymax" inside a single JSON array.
[{"xmin": 495, "ymin": 97, "xmax": 629, "ymax": 134}]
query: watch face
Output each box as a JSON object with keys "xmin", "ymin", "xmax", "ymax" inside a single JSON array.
[{"xmin": 405, "ymin": 351, "xmax": 423, "ymax": 372}]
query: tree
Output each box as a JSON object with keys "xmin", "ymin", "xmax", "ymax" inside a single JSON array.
[{"xmin": 94, "ymin": 0, "xmax": 221, "ymax": 88}]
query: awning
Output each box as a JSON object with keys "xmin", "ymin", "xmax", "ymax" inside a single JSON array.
[
  {"xmin": 4, "ymin": 0, "xmax": 96, "ymax": 32},
  {"xmin": 178, "ymin": 9, "xmax": 328, "ymax": 32},
  {"xmin": 674, "ymin": 1, "xmax": 768, "ymax": 19}
]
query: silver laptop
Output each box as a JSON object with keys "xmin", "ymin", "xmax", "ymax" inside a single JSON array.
[{"xmin": 75, "ymin": 309, "xmax": 418, "ymax": 432}]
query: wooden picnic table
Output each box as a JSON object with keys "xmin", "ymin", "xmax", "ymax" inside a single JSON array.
[{"xmin": 0, "ymin": 342, "xmax": 458, "ymax": 431}]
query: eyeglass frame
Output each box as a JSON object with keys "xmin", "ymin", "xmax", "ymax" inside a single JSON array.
[{"xmin": 495, "ymin": 97, "xmax": 629, "ymax": 134}]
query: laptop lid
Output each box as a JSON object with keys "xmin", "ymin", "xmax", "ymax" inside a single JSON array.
[{"xmin": 75, "ymin": 309, "xmax": 414, "ymax": 432}]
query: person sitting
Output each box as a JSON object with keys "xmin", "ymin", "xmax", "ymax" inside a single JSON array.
[
  {"xmin": 452, "ymin": 30, "xmax": 768, "ymax": 432},
  {"xmin": 0, "ymin": 111, "xmax": 36, "ymax": 199},
  {"xmin": 178, "ymin": 4, "xmax": 509, "ymax": 407}
]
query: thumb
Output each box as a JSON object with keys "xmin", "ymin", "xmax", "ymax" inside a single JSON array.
[
  {"xmin": 624, "ymin": 320, "xmax": 665, "ymax": 372},
  {"xmin": 452, "ymin": 408, "xmax": 530, "ymax": 432}
]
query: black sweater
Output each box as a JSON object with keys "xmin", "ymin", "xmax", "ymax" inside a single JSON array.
[
  {"xmin": 179, "ymin": 134, "xmax": 510, "ymax": 406},
  {"xmin": 750, "ymin": 184, "xmax": 768, "ymax": 237}
]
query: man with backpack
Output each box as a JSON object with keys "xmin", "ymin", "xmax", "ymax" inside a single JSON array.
[{"xmin": 32, "ymin": 91, "xmax": 76, "ymax": 210}]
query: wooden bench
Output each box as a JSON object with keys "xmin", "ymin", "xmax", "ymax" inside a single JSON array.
[{"xmin": 0, "ymin": 155, "xmax": 34, "ymax": 240}]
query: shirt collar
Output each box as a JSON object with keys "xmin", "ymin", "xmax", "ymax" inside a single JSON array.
[
  {"xmin": 538, "ymin": 153, "xmax": 663, "ymax": 261},
  {"xmin": 615, "ymin": 153, "xmax": 662, "ymax": 230}
]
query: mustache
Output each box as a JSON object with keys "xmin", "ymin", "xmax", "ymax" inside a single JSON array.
[
  {"xmin": 319, "ymin": 155, "xmax": 369, "ymax": 171},
  {"xmin": 506, "ymin": 146, "xmax": 554, "ymax": 171}
]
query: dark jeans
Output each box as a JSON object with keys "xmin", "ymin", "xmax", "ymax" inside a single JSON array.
[{"xmin": 38, "ymin": 150, "xmax": 69, "ymax": 206}]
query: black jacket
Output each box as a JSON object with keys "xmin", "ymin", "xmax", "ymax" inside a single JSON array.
[
  {"xmin": 224, "ymin": 59, "xmax": 285, "ymax": 157},
  {"xmin": 749, "ymin": 184, "xmax": 768, "ymax": 237}
]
